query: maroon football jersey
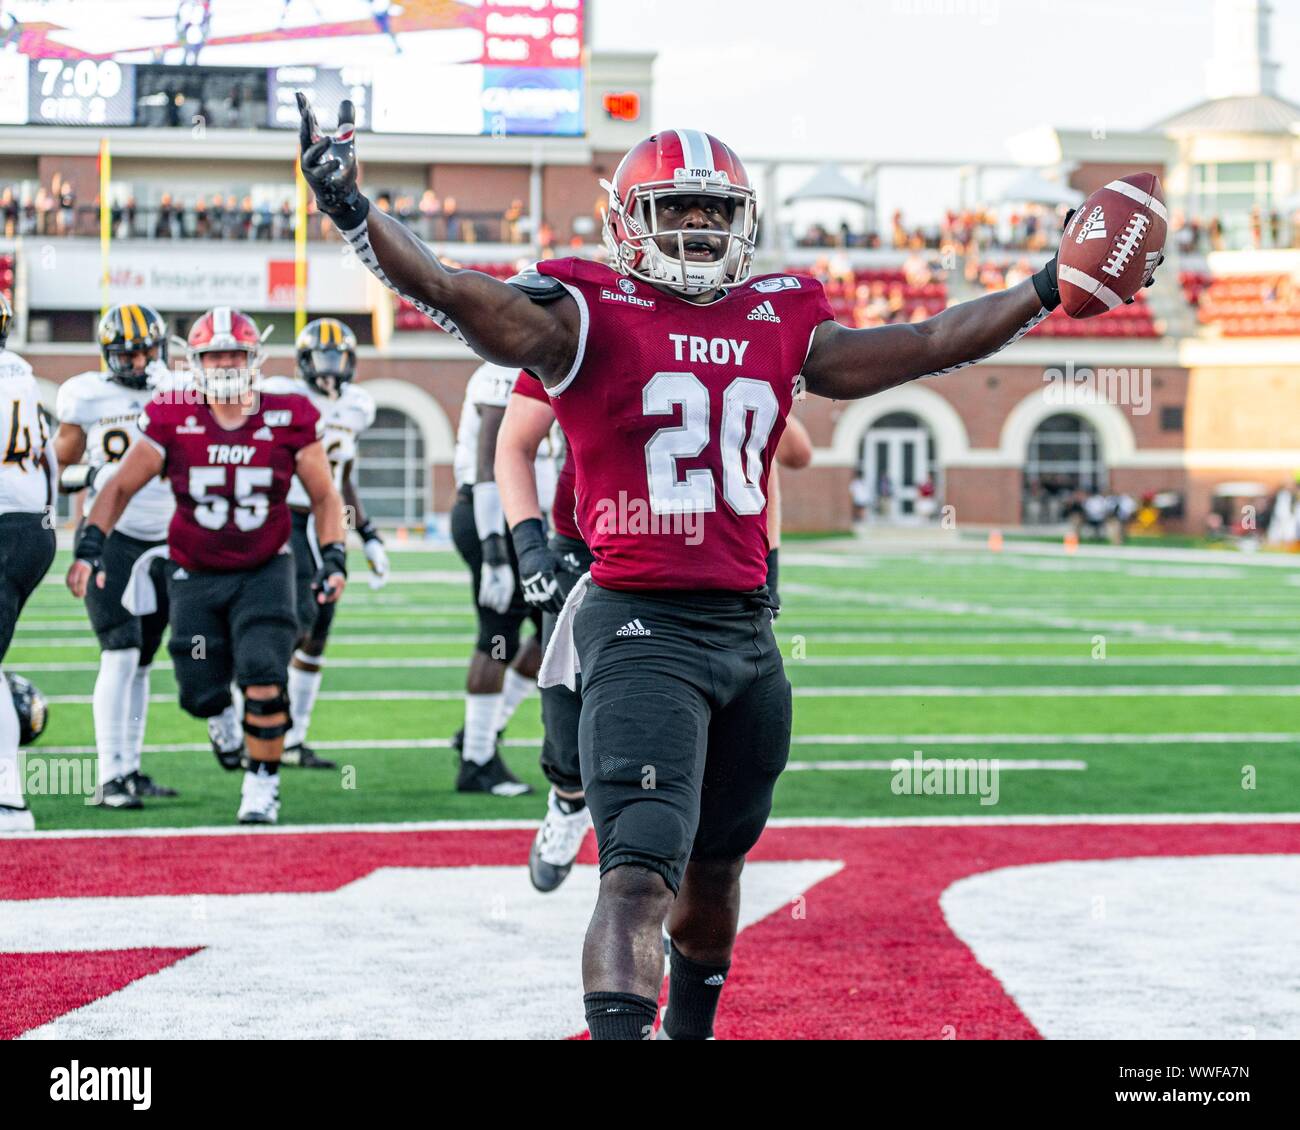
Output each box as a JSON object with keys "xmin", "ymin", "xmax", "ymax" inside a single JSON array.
[
  {"xmin": 139, "ymin": 393, "xmax": 323, "ymax": 571},
  {"xmin": 536, "ymin": 259, "xmax": 833, "ymax": 591},
  {"xmin": 513, "ymin": 370, "xmax": 580, "ymax": 542}
]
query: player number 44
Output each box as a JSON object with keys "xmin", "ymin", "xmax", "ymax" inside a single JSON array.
[
  {"xmin": 190, "ymin": 465, "xmax": 273, "ymax": 532},
  {"xmin": 643, "ymin": 372, "xmax": 778, "ymax": 515}
]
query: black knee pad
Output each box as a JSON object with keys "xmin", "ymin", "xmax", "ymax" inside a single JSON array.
[
  {"xmin": 242, "ymin": 687, "xmax": 292, "ymax": 741},
  {"xmin": 476, "ymin": 623, "xmax": 521, "ymax": 663},
  {"xmin": 179, "ymin": 682, "xmax": 233, "ymax": 720},
  {"xmin": 96, "ymin": 618, "xmax": 144, "ymax": 653}
]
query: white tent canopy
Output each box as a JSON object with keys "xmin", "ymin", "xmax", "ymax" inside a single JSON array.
[
  {"xmin": 998, "ymin": 171, "xmax": 1083, "ymax": 208},
  {"xmin": 785, "ymin": 164, "xmax": 875, "ymax": 207}
]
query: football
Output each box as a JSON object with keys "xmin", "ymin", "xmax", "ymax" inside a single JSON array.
[{"xmin": 1056, "ymin": 173, "xmax": 1168, "ymax": 318}]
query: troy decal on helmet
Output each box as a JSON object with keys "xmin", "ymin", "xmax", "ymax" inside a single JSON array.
[
  {"xmin": 601, "ymin": 129, "xmax": 758, "ymax": 297},
  {"xmin": 187, "ymin": 306, "xmax": 265, "ymax": 401},
  {"xmin": 98, "ymin": 303, "xmax": 168, "ymax": 390},
  {"xmin": 295, "ymin": 317, "xmax": 357, "ymax": 397}
]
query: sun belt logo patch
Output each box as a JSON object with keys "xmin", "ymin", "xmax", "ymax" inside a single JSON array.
[{"xmin": 753, "ymin": 276, "xmax": 801, "ymax": 293}]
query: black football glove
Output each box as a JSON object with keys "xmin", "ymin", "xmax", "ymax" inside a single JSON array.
[
  {"xmin": 74, "ymin": 522, "xmax": 107, "ymax": 575},
  {"xmin": 511, "ymin": 518, "xmax": 564, "ymax": 614},
  {"xmin": 312, "ymin": 541, "xmax": 348, "ymax": 602},
  {"xmin": 297, "ymin": 93, "xmax": 369, "ymax": 230}
]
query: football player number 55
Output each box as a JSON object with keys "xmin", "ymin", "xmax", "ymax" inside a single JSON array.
[
  {"xmin": 190, "ymin": 466, "xmax": 273, "ymax": 531},
  {"xmin": 643, "ymin": 373, "xmax": 778, "ymax": 515}
]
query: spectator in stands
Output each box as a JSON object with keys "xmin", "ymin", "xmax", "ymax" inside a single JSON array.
[
  {"xmin": 850, "ymin": 475, "xmax": 870, "ymax": 527},
  {"xmin": 208, "ymin": 195, "xmax": 224, "ymax": 238},
  {"xmin": 276, "ymin": 199, "xmax": 294, "ymax": 241},
  {"xmin": 418, "ymin": 189, "xmax": 440, "ymax": 239},
  {"xmin": 154, "ymin": 193, "xmax": 176, "ymax": 238},
  {"xmin": 503, "ymin": 198, "xmax": 524, "ymax": 243},
  {"xmin": 442, "ymin": 196, "xmax": 461, "ymax": 241},
  {"xmin": 1, "ymin": 187, "xmax": 15, "ymax": 237},
  {"xmin": 193, "ymin": 196, "xmax": 209, "ymax": 239},
  {"xmin": 19, "ymin": 192, "xmax": 35, "ymax": 236},
  {"xmin": 903, "ymin": 251, "xmax": 932, "ymax": 288},
  {"xmin": 35, "ymin": 186, "xmax": 54, "ymax": 235}
]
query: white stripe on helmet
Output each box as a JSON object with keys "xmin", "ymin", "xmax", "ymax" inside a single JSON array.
[
  {"xmin": 212, "ymin": 306, "xmax": 232, "ymax": 334},
  {"xmin": 675, "ymin": 128, "xmax": 716, "ymax": 175}
]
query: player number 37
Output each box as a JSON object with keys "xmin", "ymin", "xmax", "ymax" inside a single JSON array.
[
  {"xmin": 644, "ymin": 372, "xmax": 778, "ymax": 515},
  {"xmin": 189, "ymin": 466, "xmax": 273, "ymax": 531}
]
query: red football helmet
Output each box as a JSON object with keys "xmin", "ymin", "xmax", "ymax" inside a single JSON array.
[
  {"xmin": 187, "ymin": 306, "xmax": 265, "ymax": 398},
  {"xmin": 601, "ymin": 129, "xmax": 757, "ymax": 296}
]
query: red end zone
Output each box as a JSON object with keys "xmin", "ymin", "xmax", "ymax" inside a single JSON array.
[{"xmin": 2, "ymin": 820, "xmax": 1296, "ymax": 1040}]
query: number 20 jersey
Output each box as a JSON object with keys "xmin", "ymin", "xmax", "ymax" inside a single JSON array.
[
  {"xmin": 56, "ymin": 364, "xmax": 182, "ymax": 541},
  {"xmin": 139, "ymin": 393, "xmax": 322, "ymax": 572},
  {"xmin": 535, "ymin": 258, "xmax": 833, "ymax": 591}
]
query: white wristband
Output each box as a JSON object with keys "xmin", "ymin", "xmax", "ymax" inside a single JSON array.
[{"xmin": 472, "ymin": 480, "xmax": 505, "ymax": 540}]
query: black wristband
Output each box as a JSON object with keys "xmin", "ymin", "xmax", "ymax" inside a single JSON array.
[
  {"xmin": 510, "ymin": 517, "xmax": 548, "ymax": 557},
  {"xmin": 331, "ymin": 193, "xmax": 370, "ymax": 232},
  {"xmin": 1032, "ymin": 256, "xmax": 1061, "ymax": 311},
  {"xmin": 319, "ymin": 541, "xmax": 348, "ymax": 578},
  {"xmin": 482, "ymin": 532, "xmax": 510, "ymax": 567},
  {"xmin": 75, "ymin": 523, "xmax": 107, "ymax": 563},
  {"xmin": 357, "ymin": 519, "xmax": 381, "ymax": 543}
]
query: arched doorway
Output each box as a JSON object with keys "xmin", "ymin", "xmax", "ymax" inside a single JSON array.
[
  {"xmin": 356, "ymin": 406, "xmax": 427, "ymax": 524},
  {"xmin": 857, "ymin": 411, "xmax": 938, "ymax": 521},
  {"xmin": 1023, "ymin": 413, "xmax": 1105, "ymax": 525}
]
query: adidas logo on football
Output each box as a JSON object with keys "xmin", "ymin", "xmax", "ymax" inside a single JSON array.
[
  {"xmin": 1074, "ymin": 204, "xmax": 1107, "ymax": 243},
  {"xmin": 615, "ymin": 618, "xmax": 651, "ymax": 637},
  {"xmin": 747, "ymin": 300, "xmax": 781, "ymax": 323}
]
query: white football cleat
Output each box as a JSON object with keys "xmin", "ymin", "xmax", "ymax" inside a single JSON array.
[
  {"xmin": 0, "ymin": 804, "xmax": 36, "ymax": 834},
  {"xmin": 237, "ymin": 770, "xmax": 280, "ymax": 825},
  {"xmin": 528, "ymin": 789, "xmax": 592, "ymax": 892}
]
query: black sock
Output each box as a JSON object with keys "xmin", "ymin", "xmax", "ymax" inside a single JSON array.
[
  {"xmin": 250, "ymin": 760, "xmax": 279, "ymax": 777},
  {"xmin": 664, "ymin": 943, "xmax": 729, "ymax": 1040},
  {"xmin": 555, "ymin": 793, "xmax": 586, "ymax": 815},
  {"xmin": 583, "ymin": 992, "xmax": 658, "ymax": 1041}
]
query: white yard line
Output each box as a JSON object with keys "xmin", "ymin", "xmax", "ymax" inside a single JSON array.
[
  {"xmin": 39, "ymin": 683, "xmax": 1300, "ymax": 705},
  {"xmin": 27, "ymin": 731, "xmax": 1298, "ymax": 757},
  {"xmin": 10, "ymin": 812, "xmax": 1299, "ymax": 840},
  {"xmin": 784, "ymin": 758, "xmax": 1086, "ymax": 771}
]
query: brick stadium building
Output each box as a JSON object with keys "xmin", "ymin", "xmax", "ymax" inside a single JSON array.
[{"xmin": 2, "ymin": 0, "xmax": 1297, "ymax": 538}]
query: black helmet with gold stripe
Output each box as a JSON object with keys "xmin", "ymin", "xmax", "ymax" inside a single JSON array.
[
  {"xmin": 295, "ymin": 317, "xmax": 357, "ymax": 397},
  {"xmin": 0, "ymin": 289, "xmax": 13, "ymax": 349},
  {"xmin": 98, "ymin": 303, "xmax": 168, "ymax": 389}
]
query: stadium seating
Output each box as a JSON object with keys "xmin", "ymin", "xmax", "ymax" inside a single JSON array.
[
  {"xmin": 1182, "ymin": 271, "xmax": 1300, "ymax": 336},
  {"xmin": 0, "ymin": 253, "xmax": 13, "ymax": 307},
  {"xmin": 1030, "ymin": 291, "xmax": 1160, "ymax": 338},
  {"xmin": 789, "ymin": 266, "xmax": 949, "ymax": 329},
  {"xmin": 394, "ymin": 263, "xmax": 521, "ymax": 331}
]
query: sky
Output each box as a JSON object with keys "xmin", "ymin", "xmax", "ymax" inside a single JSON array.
[{"xmin": 589, "ymin": 0, "xmax": 1300, "ymax": 226}]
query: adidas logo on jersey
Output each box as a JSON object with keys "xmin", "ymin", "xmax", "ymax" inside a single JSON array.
[
  {"xmin": 253, "ymin": 426, "xmax": 273, "ymax": 441},
  {"xmin": 615, "ymin": 618, "xmax": 651, "ymax": 637},
  {"xmin": 172, "ymin": 568, "xmax": 188, "ymax": 581},
  {"xmin": 747, "ymin": 300, "xmax": 781, "ymax": 323}
]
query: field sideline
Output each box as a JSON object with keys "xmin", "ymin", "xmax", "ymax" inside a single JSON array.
[{"xmin": 10, "ymin": 538, "xmax": 1300, "ymax": 829}]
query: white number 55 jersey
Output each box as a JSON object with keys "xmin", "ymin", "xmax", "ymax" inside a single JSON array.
[{"xmin": 56, "ymin": 363, "xmax": 181, "ymax": 541}]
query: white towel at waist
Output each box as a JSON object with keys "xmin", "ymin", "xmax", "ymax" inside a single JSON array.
[
  {"xmin": 121, "ymin": 544, "xmax": 171, "ymax": 616},
  {"xmin": 538, "ymin": 571, "xmax": 592, "ymax": 692}
]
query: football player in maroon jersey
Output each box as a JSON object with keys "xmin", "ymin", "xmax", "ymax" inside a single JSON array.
[
  {"xmin": 66, "ymin": 307, "xmax": 348, "ymax": 826},
  {"xmin": 298, "ymin": 95, "xmax": 1161, "ymax": 1039}
]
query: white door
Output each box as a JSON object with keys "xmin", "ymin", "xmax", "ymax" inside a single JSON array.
[{"xmin": 864, "ymin": 427, "xmax": 929, "ymax": 521}]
